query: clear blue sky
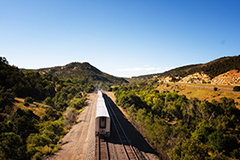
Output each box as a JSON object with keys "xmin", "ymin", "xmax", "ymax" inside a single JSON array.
[{"xmin": 1, "ymin": 0, "xmax": 240, "ymax": 77}]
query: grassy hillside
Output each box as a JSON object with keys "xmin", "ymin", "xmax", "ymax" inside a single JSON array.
[{"xmin": 32, "ymin": 62, "xmax": 128, "ymax": 84}]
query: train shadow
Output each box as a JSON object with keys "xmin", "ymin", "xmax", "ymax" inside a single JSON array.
[{"xmin": 102, "ymin": 93, "xmax": 159, "ymax": 158}]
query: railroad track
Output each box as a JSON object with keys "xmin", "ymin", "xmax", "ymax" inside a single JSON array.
[
  {"xmin": 96, "ymin": 136, "xmax": 110, "ymax": 160},
  {"xmin": 104, "ymin": 95, "xmax": 140, "ymax": 160}
]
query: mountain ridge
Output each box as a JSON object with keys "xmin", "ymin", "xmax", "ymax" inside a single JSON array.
[
  {"xmin": 131, "ymin": 55, "xmax": 240, "ymax": 81},
  {"xmin": 29, "ymin": 62, "xmax": 128, "ymax": 84}
]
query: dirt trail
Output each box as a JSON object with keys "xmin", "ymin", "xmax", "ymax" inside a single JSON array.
[{"xmin": 46, "ymin": 93, "xmax": 97, "ymax": 160}]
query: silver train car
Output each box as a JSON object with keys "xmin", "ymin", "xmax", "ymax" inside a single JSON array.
[{"xmin": 95, "ymin": 90, "xmax": 110, "ymax": 137}]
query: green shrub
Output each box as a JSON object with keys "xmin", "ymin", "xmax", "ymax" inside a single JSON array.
[
  {"xmin": 24, "ymin": 102, "xmax": 29, "ymax": 106},
  {"xmin": 24, "ymin": 97, "xmax": 34, "ymax": 104},
  {"xmin": 233, "ymin": 86, "xmax": 240, "ymax": 91},
  {"xmin": 0, "ymin": 132, "xmax": 26, "ymax": 160},
  {"xmin": 32, "ymin": 152, "xmax": 42, "ymax": 160},
  {"xmin": 44, "ymin": 97, "xmax": 54, "ymax": 106},
  {"xmin": 27, "ymin": 133, "xmax": 52, "ymax": 156},
  {"xmin": 51, "ymin": 144, "xmax": 61, "ymax": 153},
  {"xmin": 41, "ymin": 145, "xmax": 50, "ymax": 156}
]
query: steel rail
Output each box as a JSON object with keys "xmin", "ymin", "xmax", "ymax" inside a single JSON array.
[
  {"xmin": 107, "ymin": 97, "xmax": 148, "ymax": 160},
  {"xmin": 104, "ymin": 94, "xmax": 140, "ymax": 160},
  {"xmin": 97, "ymin": 132, "xmax": 110, "ymax": 160}
]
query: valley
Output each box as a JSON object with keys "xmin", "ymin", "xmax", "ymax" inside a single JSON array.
[{"xmin": 1, "ymin": 55, "xmax": 240, "ymax": 160}]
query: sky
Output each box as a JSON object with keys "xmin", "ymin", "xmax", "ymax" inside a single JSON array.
[{"xmin": 1, "ymin": 0, "xmax": 240, "ymax": 78}]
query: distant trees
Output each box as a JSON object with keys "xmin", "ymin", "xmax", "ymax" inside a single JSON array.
[{"xmin": 114, "ymin": 83, "xmax": 240, "ymax": 159}]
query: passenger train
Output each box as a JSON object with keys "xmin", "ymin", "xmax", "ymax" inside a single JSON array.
[{"xmin": 95, "ymin": 90, "xmax": 110, "ymax": 137}]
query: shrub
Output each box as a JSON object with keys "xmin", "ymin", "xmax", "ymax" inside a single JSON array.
[
  {"xmin": 51, "ymin": 144, "xmax": 61, "ymax": 153},
  {"xmin": 44, "ymin": 97, "xmax": 54, "ymax": 106},
  {"xmin": 69, "ymin": 97, "xmax": 86, "ymax": 109},
  {"xmin": 0, "ymin": 132, "xmax": 26, "ymax": 160},
  {"xmin": 233, "ymin": 86, "xmax": 240, "ymax": 91},
  {"xmin": 26, "ymin": 133, "xmax": 52, "ymax": 156},
  {"xmin": 41, "ymin": 145, "xmax": 50, "ymax": 155},
  {"xmin": 32, "ymin": 152, "xmax": 42, "ymax": 160},
  {"xmin": 24, "ymin": 97, "xmax": 34, "ymax": 104},
  {"xmin": 24, "ymin": 102, "xmax": 29, "ymax": 106}
]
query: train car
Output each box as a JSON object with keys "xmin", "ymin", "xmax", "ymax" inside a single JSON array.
[
  {"xmin": 95, "ymin": 91, "xmax": 110, "ymax": 137},
  {"xmin": 98, "ymin": 90, "xmax": 103, "ymax": 97}
]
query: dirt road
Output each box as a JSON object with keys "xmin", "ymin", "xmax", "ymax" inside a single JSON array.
[{"xmin": 46, "ymin": 93, "xmax": 97, "ymax": 160}]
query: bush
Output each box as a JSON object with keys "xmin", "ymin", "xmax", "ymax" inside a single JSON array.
[
  {"xmin": 69, "ymin": 97, "xmax": 86, "ymax": 109},
  {"xmin": 24, "ymin": 102, "xmax": 29, "ymax": 106},
  {"xmin": 24, "ymin": 97, "xmax": 34, "ymax": 104},
  {"xmin": 233, "ymin": 86, "xmax": 240, "ymax": 91},
  {"xmin": 32, "ymin": 152, "xmax": 42, "ymax": 160},
  {"xmin": 0, "ymin": 132, "xmax": 26, "ymax": 160},
  {"xmin": 51, "ymin": 144, "xmax": 61, "ymax": 153},
  {"xmin": 64, "ymin": 107, "xmax": 78, "ymax": 126},
  {"xmin": 44, "ymin": 97, "xmax": 54, "ymax": 106}
]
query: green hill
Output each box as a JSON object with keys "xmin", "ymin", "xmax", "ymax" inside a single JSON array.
[{"xmin": 32, "ymin": 62, "xmax": 128, "ymax": 84}]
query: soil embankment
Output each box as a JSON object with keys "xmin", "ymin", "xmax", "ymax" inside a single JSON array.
[{"xmin": 45, "ymin": 93, "xmax": 97, "ymax": 160}]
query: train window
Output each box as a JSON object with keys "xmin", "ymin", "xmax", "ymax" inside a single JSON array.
[{"xmin": 100, "ymin": 117, "xmax": 106, "ymax": 128}]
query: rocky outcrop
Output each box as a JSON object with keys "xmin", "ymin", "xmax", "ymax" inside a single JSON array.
[
  {"xmin": 178, "ymin": 72, "xmax": 211, "ymax": 84},
  {"xmin": 211, "ymin": 70, "xmax": 240, "ymax": 85}
]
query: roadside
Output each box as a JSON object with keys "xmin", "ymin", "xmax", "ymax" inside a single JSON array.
[{"xmin": 44, "ymin": 92, "xmax": 97, "ymax": 160}]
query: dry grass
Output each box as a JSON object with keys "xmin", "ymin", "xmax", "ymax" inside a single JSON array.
[
  {"xmin": 14, "ymin": 98, "xmax": 51, "ymax": 117},
  {"xmin": 157, "ymin": 83, "xmax": 240, "ymax": 109}
]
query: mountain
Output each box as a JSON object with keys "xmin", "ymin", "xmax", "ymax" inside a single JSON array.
[
  {"xmin": 131, "ymin": 64, "xmax": 200, "ymax": 80},
  {"xmin": 131, "ymin": 55, "xmax": 240, "ymax": 81},
  {"xmin": 32, "ymin": 62, "xmax": 128, "ymax": 84}
]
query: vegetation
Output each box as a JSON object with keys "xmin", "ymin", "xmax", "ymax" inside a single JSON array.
[
  {"xmin": 115, "ymin": 82, "xmax": 240, "ymax": 159},
  {"xmin": 131, "ymin": 64, "xmax": 199, "ymax": 80},
  {"xmin": 0, "ymin": 57, "xmax": 94, "ymax": 159},
  {"xmin": 233, "ymin": 86, "xmax": 240, "ymax": 91}
]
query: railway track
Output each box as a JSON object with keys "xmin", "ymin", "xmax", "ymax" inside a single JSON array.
[
  {"xmin": 96, "ymin": 136, "xmax": 110, "ymax": 160},
  {"xmin": 104, "ymin": 95, "xmax": 140, "ymax": 160}
]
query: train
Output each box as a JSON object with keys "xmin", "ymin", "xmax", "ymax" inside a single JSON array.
[{"xmin": 95, "ymin": 90, "xmax": 111, "ymax": 137}]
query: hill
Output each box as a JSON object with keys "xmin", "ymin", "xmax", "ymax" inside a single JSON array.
[
  {"xmin": 32, "ymin": 62, "xmax": 128, "ymax": 84},
  {"xmin": 131, "ymin": 64, "xmax": 200, "ymax": 80},
  {"xmin": 130, "ymin": 55, "xmax": 240, "ymax": 81}
]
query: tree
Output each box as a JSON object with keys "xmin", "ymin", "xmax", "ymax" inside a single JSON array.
[
  {"xmin": 0, "ymin": 87, "xmax": 14, "ymax": 113},
  {"xmin": 0, "ymin": 132, "xmax": 26, "ymax": 160},
  {"xmin": 44, "ymin": 97, "xmax": 54, "ymax": 106},
  {"xmin": 24, "ymin": 97, "xmax": 34, "ymax": 104}
]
